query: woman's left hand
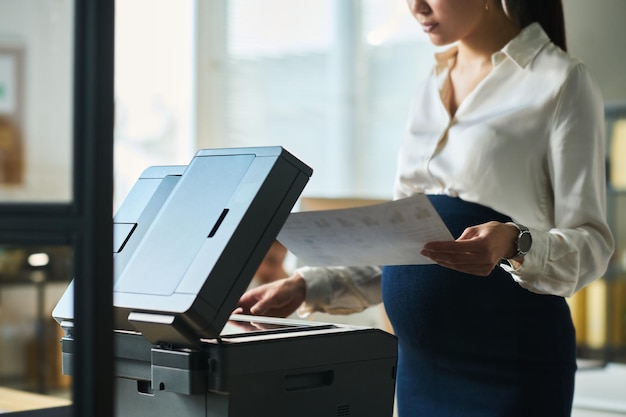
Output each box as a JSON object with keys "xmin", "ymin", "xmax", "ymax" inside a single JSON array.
[{"xmin": 420, "ymin": 221, "xmax": 519, "ymax": 276}]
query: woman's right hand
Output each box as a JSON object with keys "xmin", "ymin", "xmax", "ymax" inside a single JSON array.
[{"xmin": 235, "ymin": 273, "xmax": 306, "ymax": 318}]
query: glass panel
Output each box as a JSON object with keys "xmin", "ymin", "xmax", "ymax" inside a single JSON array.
[
  {"xmin": 113, "ymin": 0, "xmax": 437, "ymax": 201},
  {"xmin": 607, "ymin": 113, "xmax": 626, "ymax": 361},
  {"xmin": 571, "ymin": 107, "xmax": 626, "ymax": 361},
  {"xmin": 0, "ymin": 0, "xmax": 74, "ymax": 203},
  {"xmin": 220, "ymin": 0, "xmax": 437, "ymax": 198},
  {"xmin": 114, "ymin": 0, "xmax": 195, "ymax": 210},
  {"xmin": 609, "ymin": 115, "xmax": 626, "ymax": 274},
  {"xmin": 360, "ymin": 0, "xmax": 436, "ymax": 196},
  {"xmin": 0, "ymin": 244, "xmax": 72, "ymax": 411},
  {"xmin": 224, "ymin": 0, "xmax": 337, "ymax": 195}
]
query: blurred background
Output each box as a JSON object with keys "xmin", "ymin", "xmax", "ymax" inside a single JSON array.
[{"xmin": 0, "ymin": 0, "xmax": 625, "ymax": 411}]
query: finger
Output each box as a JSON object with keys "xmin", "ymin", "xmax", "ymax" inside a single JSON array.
[
  {"xmin": 236, "ymin": 294, "xmax": 260, "ymax": 313},
  {"xmin": 426, "ymin": 250, "xmax": 500, "ymax": 270},
  {"xmin": 424, "ymin": 247, "xmax": 484, "ymax": 261},
  {"xmin": 437, "ymin": 253, "xmax": 498, "ymax": 272},
  {"xmin": 424, "ymin": 248, "xmax": 494, "ymax": 267},
  {"xmin": 249, "ymin": 291, "xmax": 288, "ymax": 315},
  {"xmin": 423, "ymin": 239, "xmax": 484, "ymax": 253},
  {"xmin": 249, "ymin": 300, "xmax": 269, "ymax": 316},
  {"xmin": 431, "ymin": 259, "xmax": 495, "ymax": 276}
]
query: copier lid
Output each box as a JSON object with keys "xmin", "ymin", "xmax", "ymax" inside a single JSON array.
[{"xmin": 53, "ymin": 146, "xmax": 312, "ymax": 347}]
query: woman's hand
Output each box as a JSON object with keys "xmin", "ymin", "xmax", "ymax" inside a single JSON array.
[
  {"xmin": 420, "ymin": 221, "xmax": 519, "ymax": 276},
  {"xmin": 235, "ymin": 273, "xmax": 306, "ymax": 317}
]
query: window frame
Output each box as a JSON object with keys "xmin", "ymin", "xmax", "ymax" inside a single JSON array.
[{"xmin": 0, "ymin": 0, "xmax": 115, "ymax": 415}]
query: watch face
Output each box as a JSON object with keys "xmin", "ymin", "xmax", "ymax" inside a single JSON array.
[{"xmin": 518, "ymin": 231, "xmax": 532, "ymax": 254}]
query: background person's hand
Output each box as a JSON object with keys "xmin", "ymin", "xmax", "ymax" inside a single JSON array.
[{"xmin": 235, "ymin": 273, "xmax": 306, "ymax": 317}]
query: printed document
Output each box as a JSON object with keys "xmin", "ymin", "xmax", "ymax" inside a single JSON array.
[{"xmin": 277, "ymin": 194, "xmax": 453, "ymax": 267}]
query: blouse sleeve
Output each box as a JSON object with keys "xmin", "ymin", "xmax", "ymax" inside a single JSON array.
[
  {"xmin": 502, "ymin": 63, "xmax": 615, "ymax": 297},
  {"xmin": 295, "ymin": 265, "xmax": 382, "ymax": 316}
]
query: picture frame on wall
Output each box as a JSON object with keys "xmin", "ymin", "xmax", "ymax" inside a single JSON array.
[{"xmin": 0, "ymin": 44, "xmax": 24, "ymax": 185}]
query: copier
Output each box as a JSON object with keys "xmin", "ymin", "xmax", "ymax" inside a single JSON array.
[{"xmin": 53, "ymin": 147, "xmax": 398, "ymax": 417}]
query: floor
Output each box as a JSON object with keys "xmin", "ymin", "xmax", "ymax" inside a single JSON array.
[{"xmin": 571, "ymin": 362, "xmax": 626, "ymax": 416}]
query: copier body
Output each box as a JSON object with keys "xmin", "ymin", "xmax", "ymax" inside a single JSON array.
[{"xmin": 53, "ymin": 147, "xmax": 398, "ymax": 417}]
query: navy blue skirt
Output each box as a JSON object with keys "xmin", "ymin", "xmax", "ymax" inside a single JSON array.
[{"xmin": 382, "ymin": 196, "xmax": 576, "ymax": 417}]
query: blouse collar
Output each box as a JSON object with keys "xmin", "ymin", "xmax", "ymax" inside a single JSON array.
[{"xmin": 434, "ymin": 22, "xmax": 551, "ymax": 73}]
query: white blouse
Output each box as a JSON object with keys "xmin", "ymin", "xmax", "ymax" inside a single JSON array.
[{"xmin": 297, "ymin": 23, "xmax": 614, "ymax": 315}]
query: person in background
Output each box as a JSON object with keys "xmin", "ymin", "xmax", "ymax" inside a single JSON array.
[
  {"xmin": 248, "ymin": 240, "xmax": 288, "ymax": 289},
  {"xmin": 237, "ymin": 1, "xmax": 614, "ymax": 416}
]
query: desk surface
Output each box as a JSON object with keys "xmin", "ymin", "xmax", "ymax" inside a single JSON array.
[{"xmin": 0, "ymin": 387, "xmax": 71, "ymax": 413}]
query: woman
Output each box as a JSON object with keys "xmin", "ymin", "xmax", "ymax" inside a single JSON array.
[{"xmin": 237, "ymin": 0, "xmax": 614, "ymax": 415}]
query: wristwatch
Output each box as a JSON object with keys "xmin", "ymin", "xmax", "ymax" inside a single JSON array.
[{"xmin": 505, "ymin": 222, "xmax": 532, "ymax": 260}]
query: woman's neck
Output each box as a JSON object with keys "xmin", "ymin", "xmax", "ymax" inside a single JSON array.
[
  {"xmin": 456, "ymin": 12, "xmax": 521, "ymax": 68},
  {"xmin": 444, "ymin": 11, "xmax": 522, "ymax": 116}
]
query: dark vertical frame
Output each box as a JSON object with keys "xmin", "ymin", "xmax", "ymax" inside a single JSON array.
[
  {"xmin": 72, "ymin": 0, "xmax": 115, "ymax": 416},
  {"xmin": 0, "ymin": 0, "xmax": 115, "ymax": 415}
]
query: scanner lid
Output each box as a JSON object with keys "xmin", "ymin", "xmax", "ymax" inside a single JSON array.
[{"xmin": 53, "ymin": 146, "xmax": 312, "ymax": 347}]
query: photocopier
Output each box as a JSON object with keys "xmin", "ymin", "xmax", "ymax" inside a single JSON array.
[{"xmin": 52, "ymin": 147, "xmax": 397, "ymax": 417}]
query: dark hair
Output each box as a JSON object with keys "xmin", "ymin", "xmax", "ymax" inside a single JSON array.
[{"xmin": 504, "ymin": 0, "xmax": 567, "ymax": 51}]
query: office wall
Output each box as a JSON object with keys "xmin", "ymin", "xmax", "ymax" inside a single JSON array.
[{"xmin": 564, "ymin": 0, "xmax": 626, "ymax": 102}]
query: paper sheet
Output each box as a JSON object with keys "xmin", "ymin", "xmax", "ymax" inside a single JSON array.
[{"xmin": 277, "ymin": 194, "xmax": 454, "ymax": 267}]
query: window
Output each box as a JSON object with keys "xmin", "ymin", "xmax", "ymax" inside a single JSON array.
[
  {"xmin": 114, "ymin": 0, "xmax": 195, "ymax": 209},
  {"xmin": 115, "ymin": 0, "xmax": 437, "ymax": 203},
  {"xmin": 217, "ymin": 0, "xmax": 436, "ymax": 198}
]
